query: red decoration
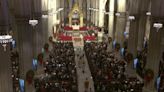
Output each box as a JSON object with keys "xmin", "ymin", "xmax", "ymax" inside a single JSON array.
[
  {"xmin": 144, "ymin": 69, "xmax": 154, "ymax": 84},
  {"xmin": 38, "ymin": 53, "xmax": 44, "ymax": 65},
  {"xmin": 44, "ymin": 43, "xmax": 49, "ymax": 52},
  {"xmin": 26, "ymin": 70, "xmax": 35, "ymax": 85}
]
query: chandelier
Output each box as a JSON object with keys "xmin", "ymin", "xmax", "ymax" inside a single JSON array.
[
  {"xmin": 153, "ymin": 23, "xmax": 163, "ymax": 32},
  {"xmin": 29, "ymin": 19, "xmax": 38, "ymax": 26},
  {"xmin": 0, "ymin": 34, "xmax": 13, "ymax": 51}
]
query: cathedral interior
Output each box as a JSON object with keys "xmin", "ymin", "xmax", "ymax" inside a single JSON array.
[{"xmin": 0, "ymin": 0, "xmax": 164, "ymax": 92}]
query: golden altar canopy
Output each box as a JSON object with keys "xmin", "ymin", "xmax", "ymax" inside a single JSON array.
[{"xmin": 68, "ymin": 3, "xmax": 83, "ymax": 27}]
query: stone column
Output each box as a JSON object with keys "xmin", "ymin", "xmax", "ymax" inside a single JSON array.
[
  {"xmin": 137, "ymin": 0, "xmax": 150, "ymax": 51},
  {"xmin": 95, "ymin": 0, "xmax": 98, "ymax": 26},
  {"xmin": 145, "ymin": 18, "xmax": 164, "ymax": 92},
  {"xmin": 98, "ymin": 0, "xmax": 107, "ymax": 27},
  {"xmin": 48, "ymin": 0, "xmax": 57, "ymax": 38},
  {"xmin": 145, "ymin": 1, "xmax": 164, "ymax": 91},
  {"xmin": 137, "ymin": 15, "xmax": 147, "ymax": 51},
  {"xmin": 0, "ymin": 45, "xmax": 13, "ymax": 92},
  {"xmin": 127, "ymin": 0, "xmax": 141, "ymax": 57},
  {"xmin": 41, "ymin": 0, "xmax": 48, "ymax": 41},
  {"xmin": 91, "ymin": 0, "xmax": 95, "ymax": 25},
  {"xmin": 0, "ymin": 0, "xmax": 13, "ymax": 91},
  {"xmin": 115, "ymin": 13, "xmax": 126, "ymax": 46},
  {"xmin": 108, "ymin": 0, "xmax": 115, "ymax": 50},
  {"xmin": 60, "ymin": 0, "xmax": 64, "ymax": 23},
  {"xmin": 114, "ymin": 0, "xmax": 126, "ymax": 47},
  {"xmin": 128, "ymin": 15, "xmax": 139, "ymax": 57}
]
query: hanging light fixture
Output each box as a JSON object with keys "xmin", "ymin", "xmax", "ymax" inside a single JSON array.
[
  {"xmin": 0, "ymin": 34, "xmax": 13, "ymax": 51},
  {"xmin": 146, "ymin": 12, "xmax": 151, "ymax": 16},
  {"xmin": 153, "ymin": 23, "xmax": 163, "ymax": 32},
  {"xmin": 128, "ymin": 16, "xmax": 135, "ymax": 20},
  {"xmin": 29, "ymin": 19, "xmax": 38, "ymax": 26},
  {"xmin": 115, "ymin": 12, "xmax": 121, "ymax": 16}
]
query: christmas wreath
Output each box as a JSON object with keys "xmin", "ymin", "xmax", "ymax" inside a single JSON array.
[
  {"xmin": 26, "ymin": 70, "xmax": 35, "ymax": 85},
  {"xmin": 49, "ymin": 36, "xmax": 53, "ymax": 43},
  {"xmin": 37, "ymin": 53, "xmax": 44, "ymax": 65},
  {"xmin": 44, "ymin": 43, "xmax": 49, "ymax": 52},
  {"xmin": 144, "ymin": 69, "xmax": 154, "ymax": 84}
]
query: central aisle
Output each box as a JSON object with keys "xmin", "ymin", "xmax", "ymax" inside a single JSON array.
[{"xmin": 74, "ymin": 47, "xmax": 95, "ymax": 92}]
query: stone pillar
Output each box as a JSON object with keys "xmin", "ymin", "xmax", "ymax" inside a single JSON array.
[
  {"xmin": 108, "ymin": 0, "xmax": 115, "ymax": 50},
  {"xmin": 128, "ymin": 15, "xmax": 139, "ymax": 57},
  {"xmin": 0, "ymin": 45, "xmax": 13, "ymax": 92},
  {"xmin": 61, "ymin": 0, "xmax": 64, "ymax": 23},
  {"xmin": 91, "ymin": 0, "xmax": 95, "ymax": 25},
  {"xmin": 145, "ymin": 1, "xmax": 164, "ymax": 91},
  {"xmin": 145, "ymin": 18, "xmax": 164, "ymax": 92},
  {"xmin": 115, "ymin": 13, "xmax": 126, "ymax": 46},
  {"xmin": 115, "ymin": 0, "xmax": 126, "ymax": 47},
  {"xmin": 48, "ymin": 0, "xmax": 57, "ymax": 38},
  {"xmin": 145, "ymin": 14, "xmax": 151, "ymax": 40},
  {"xmin": 127, "ymin": 0, "xmax": 141, "ymax": 57},
  {"xmin": 0, "ymin": 0, "xmax": 13, "ymax": 91},
  {"xmin": 137, "ymin": 15, "xmax": 147, "ymax": 51},
  {"xmin": 137, "ymin": 0, "xmax": 150, "ymax": 51},
  {"xmin": 95, "ymin": 0, "xmax": 98, "ymax": 26},
  {"xmin": 98, "ymin": 0, "xmax": 107, "ymax": 27},
  {"xmin": 41, "ymin": 0, "xmax": 48, "ymax": 41}
]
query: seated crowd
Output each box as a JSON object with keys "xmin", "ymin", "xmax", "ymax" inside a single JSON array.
[
  {"xmin": 34, "ymin": 42, "xmax": 77, "ymax": 92},
  {"xmin": 84, "ymin": 42, "xmax": 144, "ymax": 92}
]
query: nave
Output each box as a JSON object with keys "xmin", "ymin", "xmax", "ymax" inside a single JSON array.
[{"xmin": 1, "ymin": 0, "xmax": 164, "ymax": 92}]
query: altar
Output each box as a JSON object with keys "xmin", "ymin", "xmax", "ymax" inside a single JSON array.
[
  {"xmin": 68, "ymin": 3, "xmax": 83, "ymax": 28},
  {"xmin": 56, "ymin": 3, "xmax": 98, "ymax": 42}
]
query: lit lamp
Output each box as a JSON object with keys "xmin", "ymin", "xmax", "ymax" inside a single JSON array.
[
  {"xmin": 29, "ymin": 19, "xmax": 38, "ymax": 26},
  {"xmin": 89, "ymin": 8, "xmax": 93, "ymax": 10},
  {"xmin": 128, "ymin": 16, "xmax": 135, "ymax": 20},
  {"xmin": 42, "ymin": 14, "xmax": 48, "ymax": 19},
  {"xmin": 153, "ymin": 23, "xmax": 163, "ymax": 32},
  {"xmin": 0, "ymin": 35, "xmax": 13, "ymax": 51},
  {"xmin": 115, "ymin": 12, "xmax": 121, "ymax": 16},
  {"xmin": 146, "ymin": 12, "xmax": 151, "ymax": 16}
]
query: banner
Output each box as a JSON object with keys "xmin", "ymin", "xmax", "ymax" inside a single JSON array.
[
  {"xmin": 19, "ymin": 79, "xmax": 25, "ymax": 92},
  {"xmin": 133, "ymin": 58, "xmax": 138, "ymax": 69},
  {"xmin": 32, "ymin": 59, "xmax": 38, "ymax": 70},
  {"xmin": 12, "ymin": 39, "xmax": 16, "ymax": 48}
]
